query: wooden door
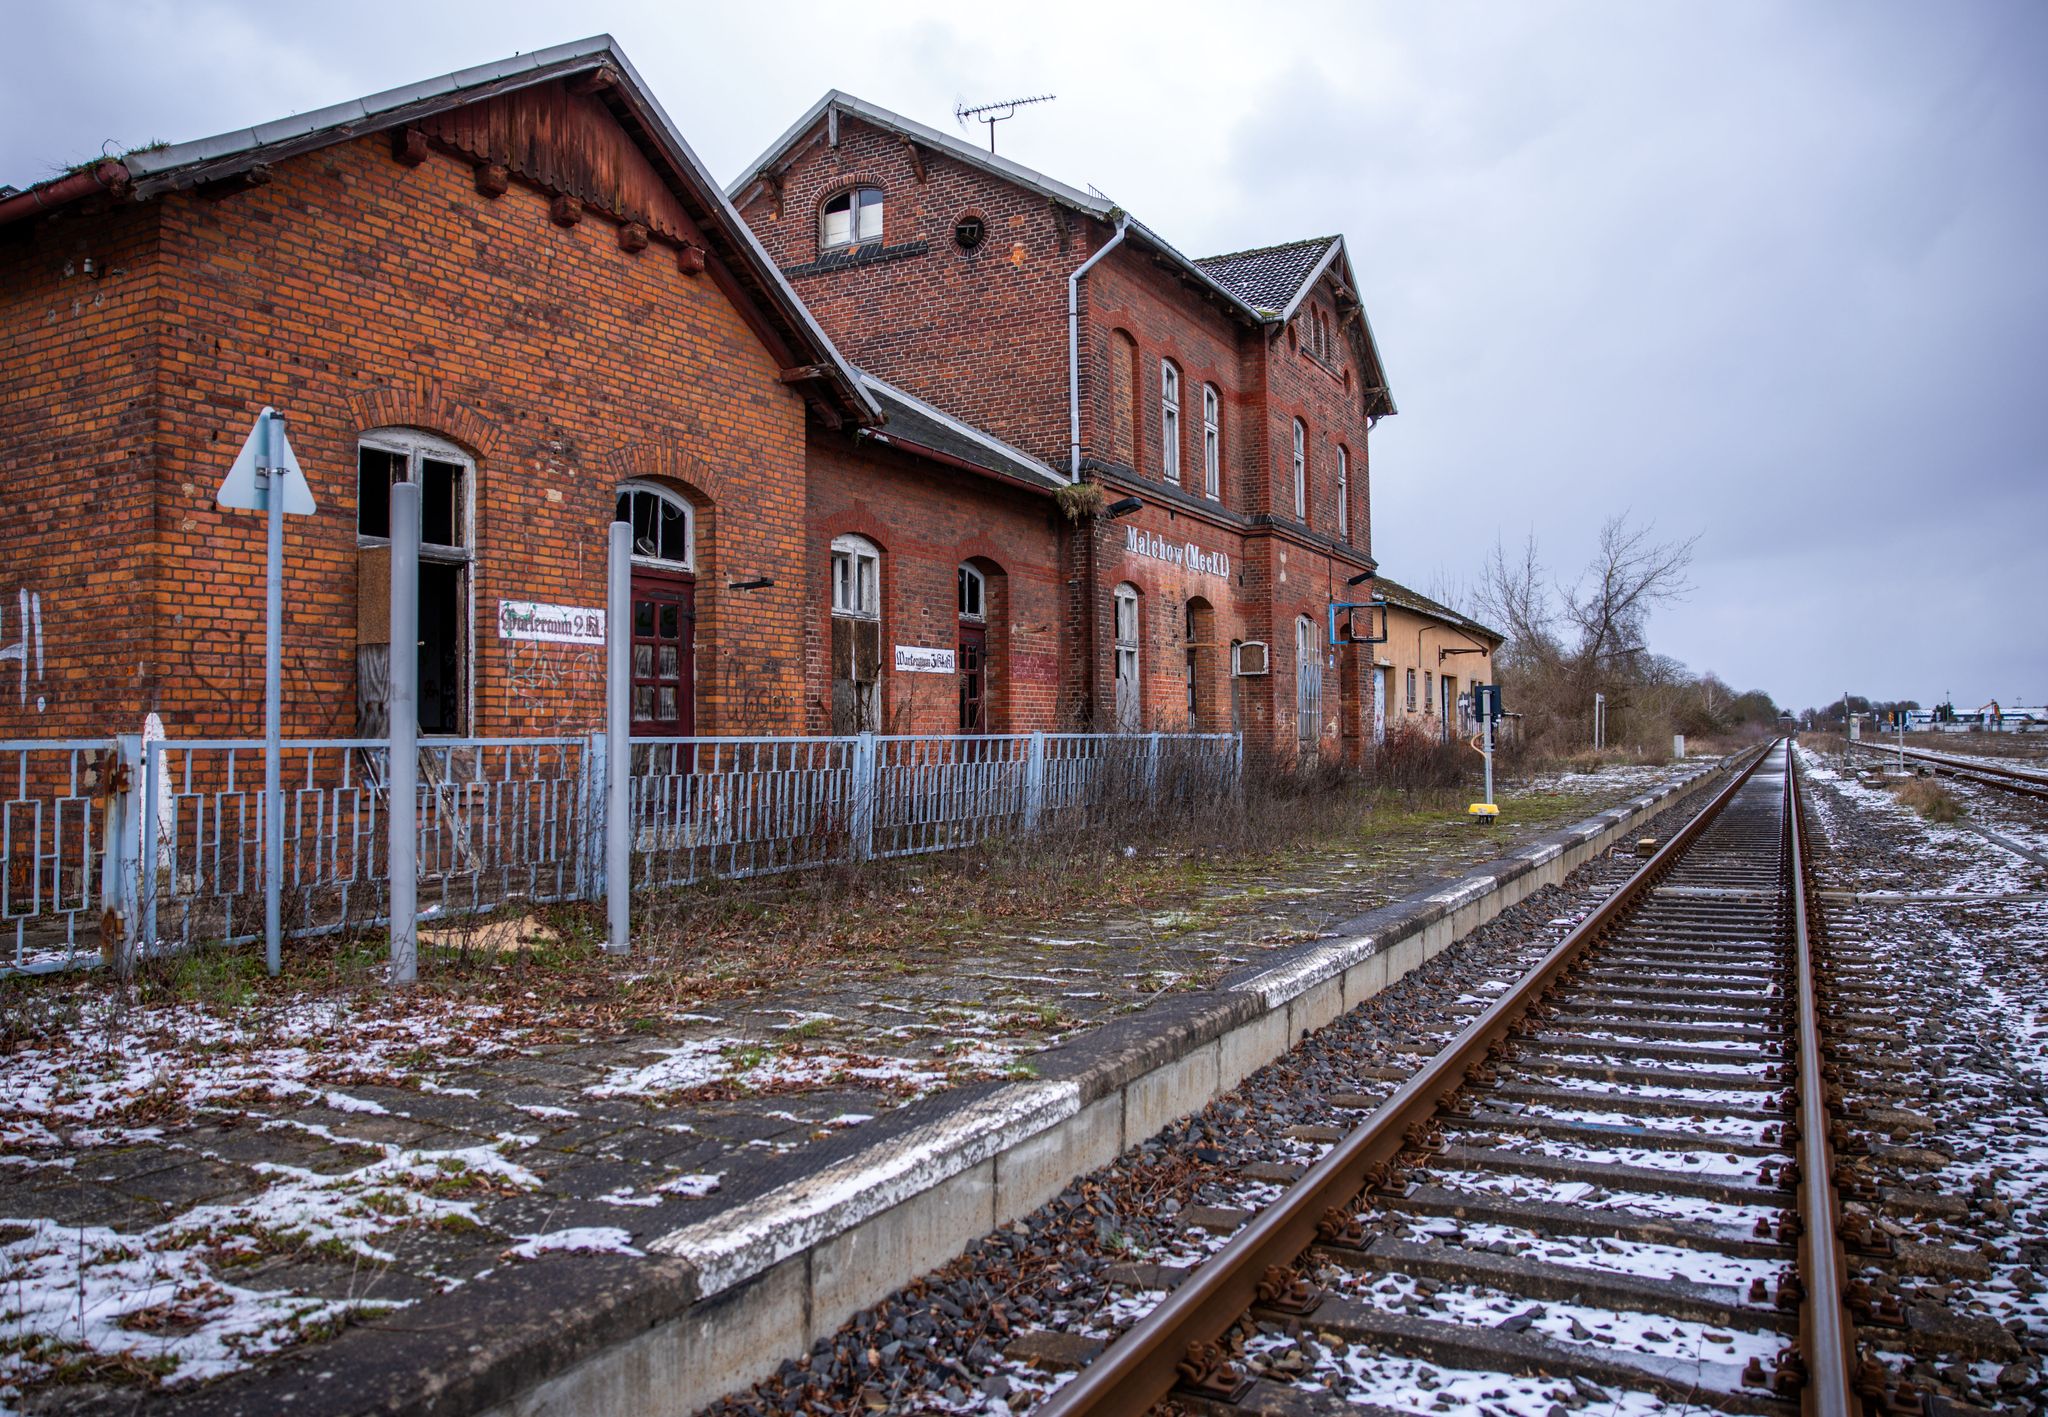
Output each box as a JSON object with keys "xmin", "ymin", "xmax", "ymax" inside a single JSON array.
[
  {"xmin": 631, "ymin": 571, "xmax": 695, "ymax": 737},
  {"xmin": 958, "ymin": 622, "xmax": 988, "ymax": 733}
]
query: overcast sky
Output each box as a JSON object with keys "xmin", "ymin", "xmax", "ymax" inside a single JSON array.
[{"xmin": 7, "ymin": 0, "xmax": 2043, "ymax": 713}]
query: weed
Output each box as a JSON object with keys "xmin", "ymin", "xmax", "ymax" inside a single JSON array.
[{"xmin": 1891, "ymin": 777, "xmax": 1965, "ymax": 823}]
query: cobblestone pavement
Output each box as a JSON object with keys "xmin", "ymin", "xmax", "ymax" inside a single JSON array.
[{"xmin": 0, "ymin": 762, "xmax": 1690, "ymax": 1409}]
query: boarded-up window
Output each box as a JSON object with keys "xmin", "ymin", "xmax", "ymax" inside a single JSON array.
[
  {"xmin": 1114, "ymin": 583, "xmax": 1141, "ymax": 732},
  {"xmin": 1109, "ymin": 329, "xmax": 1139, "ymax": 466}
]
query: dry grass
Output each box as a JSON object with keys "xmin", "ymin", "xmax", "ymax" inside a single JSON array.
[{"xmin": 1891, "ymin": 777, "xmax": 1966, "ymax": 823}]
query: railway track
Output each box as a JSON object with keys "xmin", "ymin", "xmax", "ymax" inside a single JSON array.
[
  {"xmin": 1847, "ymin": 740, "xmax": 2048, "ymax": 803},
  {"xmin": 1037, "ymin": 741, "xmax": 1876, "ymax": 1415}
]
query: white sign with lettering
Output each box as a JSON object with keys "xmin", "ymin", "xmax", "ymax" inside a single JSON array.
[
  {"xmin": 498, "ymin": 601, "xmax": 605, "ymax": 645},
  {"xmin": 895, "ymin": 645, "xmax": 957, "ymax": 674},
  {"xmin": 1126, "ymin": 525, "xmax": 1231, "ymax": 579}
]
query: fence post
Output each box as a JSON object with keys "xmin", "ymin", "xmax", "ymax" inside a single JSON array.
[
  {"xmin": 389, "ymin": 480, "xmax": 420, "ymax": 985},
  {"xmin": 139, "ymin": 740, "xmax": 159, "ymax": 955},
  {"xmin": 580, "ymin": 731, "xmax": 605, "ymax": 902},
  {"xmin": 1146, "ymin": 732, "xmax": 1161, "ymax": 795},
  {"xmin": 1022, "ymin": 731, "xmax": 1046, "ymax": 832},
  {"xmin": 605, "ymin": 521, "xmax": 631, "ymax": 954},
  {"xmin": 851, "ymin": 732, "xmax": 878, "ymax": 860},
  {"xmin": 105, "ymin": 735, "xmax": 139, "ymax": 971}
]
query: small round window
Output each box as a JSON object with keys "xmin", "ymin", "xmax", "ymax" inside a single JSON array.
[{"xmin": 954, "ymin": 214, "xmax": 987, "ymax": 253}]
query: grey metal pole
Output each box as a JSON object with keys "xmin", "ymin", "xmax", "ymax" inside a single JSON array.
[
  {"xmin": 389, "ymin": 481, "xmax": 420, "ymax": 985},
  {"xmin": 1483, "ymin": 702, "xmax": 1495, "ymax": 807},
  {"xmin": 605, "ymin": 521, "xmax": 631, "ymax": 954},
  {"xmin": 262, "ymin": 410, "xmax": 284, "ymax": 976}
]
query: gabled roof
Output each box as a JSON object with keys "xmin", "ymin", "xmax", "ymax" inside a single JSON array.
[
  {"xmin": 727, "ymin": 89, "xmax": 1113, "ymax": 219},
  {"xmin": 1374, "ymin": 577, "xmax": 1504, "ymax": 646},
  {"xmin": 3, "ymin": 37, "xmax": 877, "ymax": 425},
  {"xmin": 857, "ymin": 372, "xmax": 1067, "ymax": 492},
  {"xmin": 727, "ymin": 91, "xmax": 1397, "ymax": 417},
  {"xmin": 1195, "ymin": 237, "xmax": 1338, "ymax": 317},
  {"xmin": 728, "ymin": 92, "xmax": 1269, "ymax": 326}
]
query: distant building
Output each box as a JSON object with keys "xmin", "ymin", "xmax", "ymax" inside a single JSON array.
[{"xmin": 1365, "ymin": 579, "xmax": 1502, "ymax": 743}]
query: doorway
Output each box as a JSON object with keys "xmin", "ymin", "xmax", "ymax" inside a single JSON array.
[{"xmin": 630, "ymin": 571, "xmax": 695, "ymax": 737}]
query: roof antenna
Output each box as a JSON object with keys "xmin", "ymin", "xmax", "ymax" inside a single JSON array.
[{"xmin": 955, "ymin": 94, "xmax": 1055, "ymax": 154}]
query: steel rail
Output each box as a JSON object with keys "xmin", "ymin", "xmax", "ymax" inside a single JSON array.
[
  {"xmin": 1848, "ymin": 740, "xmax": 2048, "ymax": 801},
  {"xmin": 1035, "ymin": 740, "xmax": 1778, "ymax": 1417},
  {"xmin": 1788, "ymin": 747, "xmax": 1861, "ymax": 1415}
]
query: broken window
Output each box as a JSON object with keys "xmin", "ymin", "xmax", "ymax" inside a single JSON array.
[
  {"xmin": 831, "ymin": 534, "xmax": 882, "ymax": 732},
  {"xmin": 616, "ymin": 481, "xmax": 694, "ymax": 569},
  {"xmin": 957, "ymin": 564, "xmax": 985, "ymax": 621},
  {"xmin": 1113, "ymin": 583, "xmax": 1141, "ymax": 733},
  {"xmin": 821, "ymin": 187, "xmax": 883, "ymax": 250},
  {"xmin": 357, "ymin": 429, "xmax": 474, "ymax": 736}
]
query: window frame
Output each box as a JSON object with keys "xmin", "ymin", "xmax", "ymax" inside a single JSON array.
[
  {"xmin": 1160, "ymin": 360, "xmax": 1181, "ymax": 485},
  {"xmin": 1336, "ymin": 445, "xmax": 1349, "ymax": 539},
  {"xmin": 1201, "ymin": 383, "xmax": 1220, "ymax": 500},
  {"xmin": 820, "ymin": 186, "xmax": 883, "ymax": 251},
  {"xmin": 1406, "ymin": 668, "xmax": 1417, "ymax": 711},
  {"xmin": 957, "ymin": 563, "xmax": 986, "ymax": 622},
  {"xmin": 356, "ymin": 428, "xmax": 474, "ymax": 560},
  {"xmin": 1113, "ymin": 582, "xmax": 1142, "ymax": 732},
  {"xmin": 615, "ymin": 480, "xmax": 695, "ymax": 572},
  {"xmin": 1291, "ymin": 419, "xmax": 1307, "ymax": 521},
  {"xmin": 831, "ymin": 533, "xmax": 881, "ymax": 619}
]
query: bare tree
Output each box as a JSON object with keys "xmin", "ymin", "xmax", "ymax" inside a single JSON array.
[{"xmin": 1559, "ymin": 515, "xmax": 1697, "ymax": 672}]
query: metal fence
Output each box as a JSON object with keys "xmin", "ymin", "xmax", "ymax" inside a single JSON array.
[{"xmin": 0, "ymin": 729, "xmax": 1238, "ymax": 973}]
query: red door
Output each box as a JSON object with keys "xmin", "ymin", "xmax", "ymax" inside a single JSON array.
[
  {"xmin": 631, "ymin": 572, "xmax": 695, "ymax": 737},
  {"xmin": 958, "ymin": 622, "xmax": 987, "ymax": 733}
]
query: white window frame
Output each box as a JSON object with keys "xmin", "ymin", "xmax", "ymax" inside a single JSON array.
[
  {"xmin": 1295, "ymin": 614, "xmax": 1323, "ymax": 748},
  {"xmin": 1291, "ymin": 419, "xmax": 1307, "ymax": 521},
  {"xmin": 831, "ymin": 533, "xmax": 881, "ymax": 618},
  {"xmin": 357, "ymin": 427, "xmax": 474, "ymax": 737},
  {"xmin": 957, "ymin": 563, "xmax": 986, "ymax": 622},
  {"xmin": 1406, "ymin": 668, "xmax": 1417, "ymax": 711},
  {"xmin": 1336, "ymin": 446, "xmax": 1349, "ymax": 538},
  {"xmin": 821, "ymin": 187, "xmax": 883, "ymax": 250},
  {"xmin": 357, "ymin": 428, "xmax": 474, "ymax": 555},
  {"xmin": 1160, "ymin": 360, "xmax": 1181, "ymax": 485},
  {"xmin": 1113, "ymin": 583, "xmax": 1141, "ymax": 732},
  {"xmin": 1201, "ymin": 384, "xmax": 1220, "ymax": 500},
  {"xmin": 615, "ymin": 479, "xmax": 695, "ymax": 571}
]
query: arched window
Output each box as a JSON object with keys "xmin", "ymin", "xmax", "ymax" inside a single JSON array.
[
  {"xmin": 357, "ymin": 427, "xmax": 474, "ymax": 736},
  {"xmin": 957, "ymin": 564, "xmax": 986, "ymax": 621},
  {"xmin": 1160, "ymin": 360, "xmax": 1181, "ymax": 485},
  {"xmin": 1291, "ymin": 419, "xmax": 1307, "ymax": 521},
  {"xmin": 1336, "ymin": 445, "xmax": 1349, "ymax": 539},
  {"xmin": 615, "ymin": 480, "xmax": 694, "ymax": 570},
  {"xmin": 831, "ymin": 534, "xmax": 883, "ymax": 732},
  {"xmin": 831, "ymin": 534, "xmax": 881, "ymax": 618},
  {"xmin": 1113, "ymin": 583, "xmax": 1142, "ymax": 732},
  {"xmin": 821, "ymin": 187, "xmax": 883, "ymax": 251},
  {"xmin": 1201, "ymin": 384, "xmax": 1221, "ymax": 500}
]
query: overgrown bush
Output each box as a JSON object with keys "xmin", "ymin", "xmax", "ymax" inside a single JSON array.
[{"xmin": 1891, "ymin": 777, "xmax": 1965, "ymax": 823}]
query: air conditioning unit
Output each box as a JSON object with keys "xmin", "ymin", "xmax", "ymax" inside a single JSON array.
[{"xmin": 1232, "ymin": 641, "xmax": 1270, "ymax": 677}]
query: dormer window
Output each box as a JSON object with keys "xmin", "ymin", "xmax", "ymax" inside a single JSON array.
[{"xmin": 822, "ymin": 187, "xmax": 883, "ymax": 250}]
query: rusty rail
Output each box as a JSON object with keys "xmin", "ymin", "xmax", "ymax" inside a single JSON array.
[
  {"xmin": 1036, "ymin": 740, "xmax": 1787, "ymax": 1416},
  {"xmin": 1848, "ymin": 739, "xmax": 2048, "ymax": 801},
  {"xmin": 1788, "ymin": 744, "xmax": 1862, "ymax": 1413}
]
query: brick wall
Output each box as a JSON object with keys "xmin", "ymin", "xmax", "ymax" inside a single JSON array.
[
  {"xmin": 0, "ymin": 202, "xmax": 162, "ymax": 739},
  {"xmin": 0, "ymin": 90, "xmax": 821, "ymax": 743},
  {"xmin": 738, "ymin": 116, "xmax": 1090, "ymax": 469},
  {"xmin": 804, "ymin": 434, "xmax": 1066, "ymax": 734}
]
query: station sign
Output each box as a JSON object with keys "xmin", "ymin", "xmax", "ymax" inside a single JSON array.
[
  {"xmin": 1125, "ymin": 525, "xmax": 1230, "ymax": 579},
  {"xmin": 499, "ymin": 600, "xmax": 605, "ymax": 645},
  {"xmin": 895, "ymin": 645, "xmax": 957, "ymax": 674}
]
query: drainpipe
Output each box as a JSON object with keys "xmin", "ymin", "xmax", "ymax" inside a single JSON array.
[
  {"xmin": 1067, "ymin": 214, "xmax": 1130, "ymax": 478},
  {"xmin": 0, "ymin": 161, "xmax": 129, "ymax": 228},
  {"xmin": 1067, "ymin": 215, "xmax": 1130, "ymax": 728}
]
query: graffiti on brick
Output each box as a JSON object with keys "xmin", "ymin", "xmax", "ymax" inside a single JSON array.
[{"xmin": 0, "ymin": 588, "xmax": 46, "ymax": 713}]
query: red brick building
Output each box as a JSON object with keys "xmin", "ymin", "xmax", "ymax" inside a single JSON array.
[
  {"xmin": 1, "ymin": 43, "xmax": 1404, "ymax": 764},
  {"xmin": 0, "ymin": 40, "xmax": 1079, "ymax": 746},
  {"xmin": 731, "ymin": 93, "xmax": 1398, "ymax": 758}
]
